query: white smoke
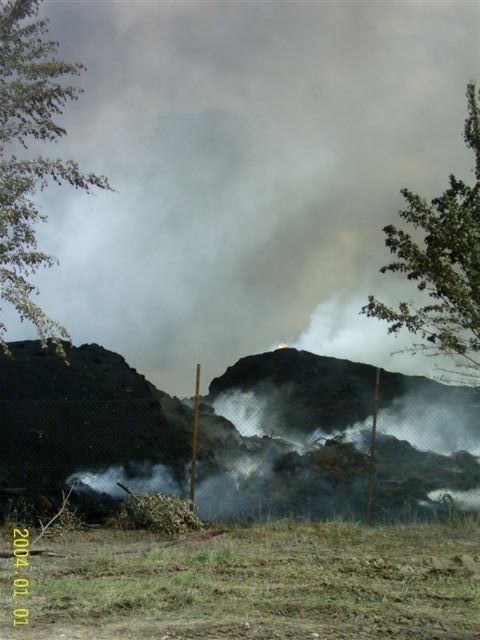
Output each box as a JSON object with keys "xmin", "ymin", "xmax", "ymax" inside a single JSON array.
[
  {"xmin": 294, "ymin": 407, "xmax": 480, "ymax": 458},
  {"xmin": 338, "ymin": 398, "xmax": 479, "ymax": 457},
  {"xmin": 226, "ymin": 455, "xmax": 265, "ymax": 488},
  {"xmin": 427, "ymin": 488, "xmax": 480, "ymax": 512},
  {"xmin": 275, "ymin": 291, "xmax": 475, "ymax": 385},
  {"xmin": 67, "ymin": 380, "xmax": 478, "ymax": 520},
  {"xmin": 211, "ymin": 384, "xmax": 479, "ymax": 458},
  {"xmin": 67, "ymin": 454, "xmax": 270, "ymax": 521},
  {"xmin": 303, "ymin": 424, "xmax": 367, "ymax": 451},
  {"xmin": 212, "ymin": 389, "xmax": 268, "ymax": 437},
  {"xmin": 194, "ymin": 454, "xmax": 275, "ymax": 521},
  {"xmin": 212, "ymin": 388, "xmax": 313, "ymax": 452},
  {"xmin": 68, "ymin": 463, "xmax": 181, "ymax": 497}
]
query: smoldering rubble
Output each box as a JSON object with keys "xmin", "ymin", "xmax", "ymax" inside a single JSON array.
[{"xmin": 0, "ymin": 341, "xmax": 478, "ymax": 524}]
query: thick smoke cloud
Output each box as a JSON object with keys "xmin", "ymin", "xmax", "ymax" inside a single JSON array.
[
  {"xmin": 2, "ymin": 1, "xmax": 477, "ymax": 396},
  {"xmin": 281, "ymin": 291, "xmax": 478, "ymax": 384}
]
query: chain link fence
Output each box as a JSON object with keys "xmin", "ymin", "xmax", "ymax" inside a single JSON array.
[
  {"xmin": 209, "ymin": 388, "xmax": 479, "ymax": 521},
  {"xmin": 210, "ymin": 393, "xmax": 480, "ymax": 456},
  {"xmin": 1, "ymin": 384, "xmax": 479, "ymax": 524},
  {"xmin": 0, "ymin": 397, "xmax": 190, "ymax": 525}
]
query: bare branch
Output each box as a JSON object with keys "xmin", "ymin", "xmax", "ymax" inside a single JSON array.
[{"xmin": 30, "ymin": 482, "xmax": 76, "ymax": 547}]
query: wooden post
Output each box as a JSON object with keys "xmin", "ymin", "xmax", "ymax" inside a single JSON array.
[
  {"xmin": 366, "ymin": 367, "xmax": 380, "ymax": 525},
  {"xmin": 189, "ymin": 364, "xmax": 201, "ymax": 510}
]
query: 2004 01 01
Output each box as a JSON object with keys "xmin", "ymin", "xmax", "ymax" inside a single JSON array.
[{"xmin": 13, "ymin": 528, "xmax": 30, "ymax": 627}]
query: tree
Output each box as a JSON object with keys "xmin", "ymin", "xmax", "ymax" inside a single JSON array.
[
  {"xmin": 0, "ymin": 0, "xmax": 115, "ymax": 360},
  {"xmin": 361, "ymin": 83, "xmax": 480, "ymax": 388}
]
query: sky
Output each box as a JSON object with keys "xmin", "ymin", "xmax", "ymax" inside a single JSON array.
[{"xmin": 2, "ymin": 0, "xmax": 479, "ymax": 397}]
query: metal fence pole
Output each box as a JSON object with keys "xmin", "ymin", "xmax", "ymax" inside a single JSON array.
[
  {"xmin": 189, "ymin": 364, "xmax": 201, "ymax": 510},
  {"xmin": 366, "ymin": 367, "xmax": 380, "ymax": 525}
]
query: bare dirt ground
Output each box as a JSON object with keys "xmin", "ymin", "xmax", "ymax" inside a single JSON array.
[{"xmin": 1, "ymin": 517, "xmax": 479, "ymax": 640}]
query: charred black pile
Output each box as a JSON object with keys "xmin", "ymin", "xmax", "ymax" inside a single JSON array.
[
  {"xmin": 205, "ymin": 348, "xmax": 478, "ymax": 439},
  {"xmin": 265, "ymin": 433, "xmax": 480, "ymax": 520},
  {"xmin": 1, "ymin": 341, "xmax": 478, "ymax": 524},
  {"xmin": 195, "ymin": 348, "xmax": 479, "ymax": 521},
  {"xmin": 0, "ymin": 340, "xmax": 244, "ymax": 521}
]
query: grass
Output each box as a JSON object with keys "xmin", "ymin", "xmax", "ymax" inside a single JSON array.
[{"xmin": 0, "ymin": 514, "xmax": 479, "ymax": 639}]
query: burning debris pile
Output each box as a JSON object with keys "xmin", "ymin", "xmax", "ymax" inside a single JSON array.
[
  {"xmin": 0, "ymin": 340, "xmax": 246, "ymax": 522},
  {"xmin": 1, "ymin": 342, "xmax": 478, "ymax": 524},
  {"xmin": 274, "ymin": 438, "xmax": 371, "ymax": 487},
  {"xmin": 189, "ymin": 348, "xmax": 479, "ymax": 520},
  {"xmin": 266, "ymin": 432, "xmax": 480, "ymax": 520},
  {"xmin": 205, "ymin": 348, "xmax": 478, "ymax": 440}
]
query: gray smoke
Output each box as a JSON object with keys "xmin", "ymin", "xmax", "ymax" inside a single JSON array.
[
  {"xmin": 212, "ymin": 385, "xmax": 480, "ymax": 457},
  {"xmin": 2, "ymin": 1, "xmax": 477, "ymax": 397},
  {"xmin": 68, "ymin": 463, "xmax": 181, "ymax": 499},
  {"xmin": 212, "ymin": 390, "xmax": 268, "ymax": 437},
  {"xmin": 70, "ymin": 383, "xmax": 479, "ymax": 518},
  {"xmin": 427, "ymin": 488, "xmax": 479, "ymax": 511}
]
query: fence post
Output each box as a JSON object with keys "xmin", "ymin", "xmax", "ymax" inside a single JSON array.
[
  {"xmin": 366, "ymin": 367, "xmax": 380, "ymax": 525},
  {"xmin": 189, "ymin": 364, "xmax": 201, "ymax": 510}
]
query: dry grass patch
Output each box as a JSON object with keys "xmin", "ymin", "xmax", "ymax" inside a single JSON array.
[{"xmin": 0, "ymin": 515, "xmax": 478, "ymax": 639}]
